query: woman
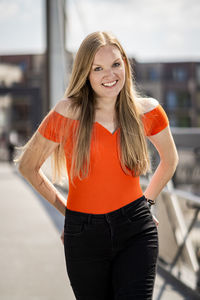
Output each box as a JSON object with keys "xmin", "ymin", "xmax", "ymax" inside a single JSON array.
[{"xmin": 17, "ymin": 31, "xmax": 178, "ymax": 299}]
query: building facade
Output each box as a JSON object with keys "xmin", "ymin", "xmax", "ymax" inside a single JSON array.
[
  {"xmin": 134, "ymin": 61, "xmax": 200, "ymax": 127},
  {"xmin": 0, "ymin": 54, "xmax": 46, "ymax": 148}
]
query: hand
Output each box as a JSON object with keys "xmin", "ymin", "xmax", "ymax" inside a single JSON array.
[
  {"xmin": 60, "ymin": 229, "xmax": 64, "ymax": 244},
  {"xmin": 152, "ymin": 215, "xmax": 159, "ymax": 227}
]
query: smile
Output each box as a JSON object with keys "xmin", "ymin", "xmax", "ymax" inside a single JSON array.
[{"xmin": 102, "ymin": 80, "xmax": 118, "ymax": 87}]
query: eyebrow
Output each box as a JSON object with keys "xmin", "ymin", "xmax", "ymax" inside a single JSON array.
[{"xmin": 92, "ymin": 58, "xmax": 121, "ymax": 66}]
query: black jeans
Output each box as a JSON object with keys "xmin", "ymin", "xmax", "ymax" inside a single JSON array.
[{"xmin": 64, "ymin": 196, "xmax": 158, "ymax": 300}]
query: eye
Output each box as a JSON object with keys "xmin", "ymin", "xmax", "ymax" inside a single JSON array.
[
  {"xmin": 113, "ymin": 62, "xmax": 120, "ymax": 67},
  {"xmin": 94, "ymin": 66, "xmax": 102, "ymax": 71}
]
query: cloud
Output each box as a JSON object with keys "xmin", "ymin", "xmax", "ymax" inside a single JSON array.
[
  {"xmin": 67, "ymin": 0, "xmax": 200, "ymax": 61},
  {"xmin": 0, "ymin": 0, "xmax": 200, "ymax": 61},
  {"xmin": 0, "ymin": 1, "xmax": 19, "ymax": 21},
  {"xmin": 0, "ymin": 0, "xmax": 40, "ymax": 23},
  {"xmin": 0, "ymin": 0, "xmax": 44, "ymax": 54}
]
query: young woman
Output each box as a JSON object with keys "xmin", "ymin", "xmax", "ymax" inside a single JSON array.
[{"xmin": 17, "ymin": 31, "xmax": 178, "ymax": 299}]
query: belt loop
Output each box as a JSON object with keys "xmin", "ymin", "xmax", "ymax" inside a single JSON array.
[
  {"xmin": 105, "ymin": 214, "xmax": 110, "ymax": 223},
  {"xmin": 87, "ymin": 214, "xmax": 92, "ymax": 225},
  {"xmin": 121, "ymin": 207, "xmax": 125, "ymax": 216}
]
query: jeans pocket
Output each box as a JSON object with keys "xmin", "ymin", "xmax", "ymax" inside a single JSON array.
[
  {"xmin": 64, "ymin": 222, "xmax": 85, "ymax": 236},
  {"xmin": 64, "ymin": 213, "xmax": 86, "ymax": 236}
]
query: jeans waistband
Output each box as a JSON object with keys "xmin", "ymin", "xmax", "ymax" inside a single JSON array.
[{"xmin": 65, "ymin": 195, "xmax": 146, "ymax": 224}]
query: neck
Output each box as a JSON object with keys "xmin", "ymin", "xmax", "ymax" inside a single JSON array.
[{"xmin": 95, "ymin": 96, "xmax": 117, "ymax": 112}]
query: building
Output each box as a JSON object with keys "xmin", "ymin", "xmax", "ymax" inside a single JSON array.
[
  {"xmin": 0, "ymin": 54, "xmax": 46, "ymax": 147},
  {"xmin": 0, "ymin": 51, "xmax": 74, "ymax": 161},
  {"xmin": 134, "ymin": 61, "xmax": 200, "ymax": 127}
]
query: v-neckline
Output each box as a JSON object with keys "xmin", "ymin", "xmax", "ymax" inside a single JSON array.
[
  {"xmin": 94, "ymin": 122, "xmax": 119, "ymax": 136},
  {"xmin": 53, "ymin": 110, "xmax": 119, "ymax": 135}
]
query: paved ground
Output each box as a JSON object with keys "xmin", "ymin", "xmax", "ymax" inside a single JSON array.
[{"xmin": 0, "ymin": 162, "xmax": 199, "ymax": 300}]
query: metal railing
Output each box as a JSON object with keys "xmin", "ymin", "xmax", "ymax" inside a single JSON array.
[{"xmin": 141, "ymin": 178, "xmax": 200, "ymax": 296}]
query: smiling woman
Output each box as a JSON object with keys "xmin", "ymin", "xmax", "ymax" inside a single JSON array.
[
  {"xmin": 89, "ymin": 45, "xmax": 125, "ymax": 101},
  {"xmin": 16, "ymin": 31, "xmax": 178, "ymax": 300}
]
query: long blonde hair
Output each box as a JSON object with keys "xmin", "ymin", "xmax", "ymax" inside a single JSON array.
[
  {"xmin": 55, "ymin": 31, "xmax": 150, "ymax": 182},
  {"xmin": 16, "ymin": 31, "xmax": 150, "ymax": 183}
]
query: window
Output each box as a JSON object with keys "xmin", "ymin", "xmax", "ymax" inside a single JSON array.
[
  {"xmin": 166, "ymin": 91, "xmax": 177, "ymax": 109},
  {"xmin": 148, "ymin": 68, "xmax": 160, "ymax": 81},
  {"xmin": 178, "ymin": 91, "xmax": 191, "ymax": 108},
  {"xmin": 172, "ymin": 68, "xmax": 187, "ymax": 82}
]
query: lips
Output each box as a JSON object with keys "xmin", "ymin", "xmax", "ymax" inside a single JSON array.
[{"xmin": 102, "ymin": 80, "xmax": 118, "ymax": 87}]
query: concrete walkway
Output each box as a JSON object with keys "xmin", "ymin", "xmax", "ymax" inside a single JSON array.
[
  {"xmin": 0, "ymin": 163, "xmax": 73, "ymax": 300},
  {"xmin": 0, "ymin": 162, "xmax": 199, "ymax": 299}
]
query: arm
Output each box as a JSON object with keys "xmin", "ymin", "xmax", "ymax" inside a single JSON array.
[
  {"xmin": 18, "ymin": 131, "xmax": 66, "ymax": 216},
  {"xmin": 144, "ymin": 126, "xmax": 179, "ymax": 201}
]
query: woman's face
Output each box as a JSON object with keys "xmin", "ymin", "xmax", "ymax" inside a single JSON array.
[{"xmin": 88, "ymin": 45, "xmax": 126, "ymax": 101}]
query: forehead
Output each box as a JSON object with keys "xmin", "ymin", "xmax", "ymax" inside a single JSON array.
[{"xmin": 93, "ymin": 45, "xmax": 122, "ymax": 64}]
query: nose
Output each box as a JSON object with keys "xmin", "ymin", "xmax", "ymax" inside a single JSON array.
[{"xmin": 104, "ymin": 68, "xmax": 115, "ymax": 78}]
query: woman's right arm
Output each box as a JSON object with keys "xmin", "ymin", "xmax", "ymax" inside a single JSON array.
[{"xmin": 18, "ymin": 131, "xmax": 66, "ymax": 216}]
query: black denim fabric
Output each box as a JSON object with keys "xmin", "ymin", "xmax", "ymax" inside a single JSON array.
[{"xmin": 64, "ymin": 196, "xmax": 158, "ymax": 300}]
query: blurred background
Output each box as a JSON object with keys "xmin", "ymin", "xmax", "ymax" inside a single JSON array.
[
  {"xmin": 0, "ymin": 0, "xmax": 200, "ymax": 195},
  {"xmin": 0, "ymin": 0, "xmax": 200, "ymax": 299}
]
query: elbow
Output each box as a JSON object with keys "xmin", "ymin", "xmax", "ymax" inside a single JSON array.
[
  {"xmin": 173, "ymin": 151, "xmax": 179, "ymax": 170},
  {"xmin": 167, "ymin": 152, "xmax": 179, "ymax": 175},
  {"xmin": 160, "ymin": 151, "xmax": 179, "ymax": 175},
  {"xmin": 18, "ymin": 160, "xmax": 40, "ymax": 178},
  {"xmin": 18, "ymin": 161, "xmax": 29, "ymax": 177},
  {"xmin": 18, "ymin": 159, "xmax": 24, "ymax": 175}
]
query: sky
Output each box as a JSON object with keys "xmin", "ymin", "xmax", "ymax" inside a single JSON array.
[{"xmin": 0, "ymin": 0, "xmax": 200, "ymax": 62}]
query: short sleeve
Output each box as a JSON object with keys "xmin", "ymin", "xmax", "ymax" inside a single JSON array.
[
  {"xmin": 37, "ymin": 110, "xmax": 67, "ymax": 143},
  {"xmin": 142, "ymin": 104, "xmax": 169, "ymax": 136}
]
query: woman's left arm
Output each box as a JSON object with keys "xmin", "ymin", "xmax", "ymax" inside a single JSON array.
[{"xmin": 144, "ymin": 126, "xmax": 179, "ymax": 201}]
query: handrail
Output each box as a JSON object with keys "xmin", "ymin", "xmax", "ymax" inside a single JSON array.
[{"xmin": 140, "ymin": 177, "xmax": 200, "ymax": 294}]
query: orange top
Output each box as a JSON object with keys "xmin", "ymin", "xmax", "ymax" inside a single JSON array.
[{"xmin": 38, "ymin": 104, "xmax": 169, "ymax": 214}]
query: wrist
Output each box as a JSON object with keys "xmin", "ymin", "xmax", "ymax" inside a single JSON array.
[
  {"xmin": 146, "ymin": 198, "xmax": 156, "ymax": 205},
  {"xmin": 146, "ymin": 198, "xmax": 156, "ymax": 209}
]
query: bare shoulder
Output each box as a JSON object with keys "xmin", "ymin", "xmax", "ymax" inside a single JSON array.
[
  {"xmin": 136, "ymin": 97, "xmax": 159, "ymax": 114},
  {"xmin": 53, "ymin": 98, "xmax": 80, "ymax": 119}
]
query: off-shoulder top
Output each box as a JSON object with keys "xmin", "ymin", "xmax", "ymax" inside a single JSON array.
[{"xmin": 38, "ymin": 102, "xmax": 169, "ymax": 214}]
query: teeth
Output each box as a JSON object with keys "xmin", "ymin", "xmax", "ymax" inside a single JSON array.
[{"xmin": 103, "ymin": 80, "xmax": 117, "ymax": 87}]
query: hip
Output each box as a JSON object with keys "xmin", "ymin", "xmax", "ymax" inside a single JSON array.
[{"xmin": 64, "ymin": 195, "xmax": 158, "ymax": 252}]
